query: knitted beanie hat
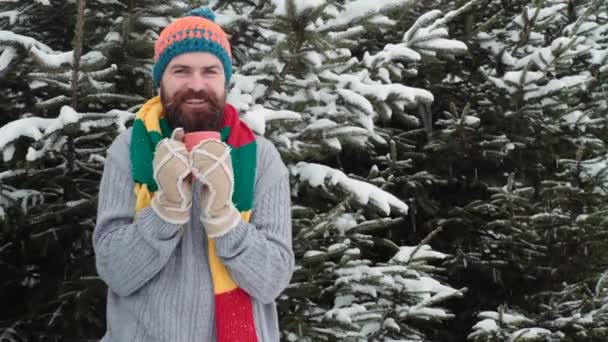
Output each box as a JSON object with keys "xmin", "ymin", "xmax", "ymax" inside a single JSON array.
[{"xmin": 153, "ymin": 8, "xmax": 232, "ymax": 88}]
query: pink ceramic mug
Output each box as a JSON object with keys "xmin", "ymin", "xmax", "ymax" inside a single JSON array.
[
  {"xmin": 183, "ymin": 131, "xmax": 221, "ymax": 183},
  {"xmin": 183, "ymin": 131, "xmax": 221, "ymax": 152}
]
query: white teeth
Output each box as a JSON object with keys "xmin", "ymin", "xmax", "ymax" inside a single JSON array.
[{"xmin": 185, "ymin": 99, "xmax": 206, "ymax": 103}]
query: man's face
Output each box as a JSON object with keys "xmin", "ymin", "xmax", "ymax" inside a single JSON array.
[{"xmin": 160, "ymin": 52, "xmax": 227, "ymax": 132}]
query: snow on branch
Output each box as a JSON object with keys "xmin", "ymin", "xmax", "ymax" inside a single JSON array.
[
  {"xmin": 436, "ymin": 0, "xmax": 482, "ymax": 25},
  {"xmin": 516, "ymin": 37, "xmax": 591, "ymax": 70},
  {"xmin": 363, "ymin": 44, "xmax": 420, "ymax": 69},
  {"xmin": 513, "ymin": 4, "xmax": 568, "ymax": 28},
  {"xmin": 0, "ymin": 10, "xmax": 19, "ymax": 26},
  {"xmin": 0, "ymin": 108, "xmax": 75, "ymax": 155},
  {"xmin": 319, "ymin": 0, "xmax": 413, "ymax": 31},
  {"xmin": 362, "ymin": 7, "xmax": 470, "ymax": 69},
  {"xmin": 488, "ymin": 70, "xmax": 594, "ymax": 100},
  {"xmin": 291, "ymin": 162, "xmax": 408, "ymax": 216},
  {"xmin": 30, "ymin": 47, "xmax": 107, "ymax": 70},
  {"xmin": 0, "ymin": 46, "xmax": 16, "ymax": 72},
  {"xmin": 336, "ymin": 88, "xmax": 378, "ymax": 137},
  {"xmin": 321, "ymin": 70, "xmax": 433, "ymax": 107},
  {"xmin": 28, "ymin": 64, "xmax": 120, "ymax": 88},
  {"xmin": 468, "ymin": 310, "xmax": 558, "ymax": 341},
  {"xmin": 525, "ymin": 73, "xmax": 594, "ymax": 100},
  {"xmin": 0, "ymin": 106, "xmax": 133, "ymax": 162},
  {"xmin": 403, "ymin": 10, "xmax": 468, "ymax": 57},
  {"xmin": 241, "ymin": 105, "xmax": 302, "ymax": 135},
  {"xmin": 391, "ymin": 244, "xmax": 449, "ymax": 264},
  {"xmin": 590, "ymin": 48, "xmax": 608, "ymax": 67},
  {"xmin": 271, "ymin": 0, "xmax": 325, "ymax": 16},
  {"xmin": 0, "ymin": 30, "xmax": 52, "ymax": 53},
  {"xmin": 0, "ymin": 185, "xmax": 44, "ymax": 219},
  {"xmin": 563, "ymin": 155, "xmax": 608, "ymax": 193}
]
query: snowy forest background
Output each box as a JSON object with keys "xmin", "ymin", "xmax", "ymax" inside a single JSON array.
[{"xmin": 1, "ymin": 0, "xmax": 607, "ymax": 341}]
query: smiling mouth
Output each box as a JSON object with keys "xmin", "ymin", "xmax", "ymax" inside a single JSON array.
[
  {"xmin": 182, "ymin": 99, "xmax": 210, "ymax": 108},
  {"xmin": 184, "ymin": 99, "xmax": 207, "ymax": 104}
]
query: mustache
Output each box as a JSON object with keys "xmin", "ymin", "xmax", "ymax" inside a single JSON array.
[
  {"xmin": 161, "ymin": 87, "xmax": 225, "ymax": 133},
  {"xmin": 165, "ymin": 89, "xmax": 212, "ymax": 106}
]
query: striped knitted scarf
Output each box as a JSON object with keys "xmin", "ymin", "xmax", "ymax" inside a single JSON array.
[{"xmin": 130, "ymin": 96, "xmax": 258, "ymax": 342}]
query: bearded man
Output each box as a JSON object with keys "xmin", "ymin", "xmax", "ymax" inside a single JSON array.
[{"xmin": 93, "ymin": 8, "xmax": 293, "ymax": 342}]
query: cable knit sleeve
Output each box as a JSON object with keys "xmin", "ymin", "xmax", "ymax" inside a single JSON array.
[
  {"xmin": 93, "ymin": 130, "xmax": 183, "ymax": 297},
  {"xmin": 213, "ymin": 137, "xmax": 294, "ymax": 304}
]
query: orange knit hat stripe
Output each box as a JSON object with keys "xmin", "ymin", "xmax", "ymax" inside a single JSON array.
[{"xmin": 154, "ymin": 17, "xmax": 231, "ymax": 61}]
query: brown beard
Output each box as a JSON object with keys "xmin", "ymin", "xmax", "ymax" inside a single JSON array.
[{"xmin": 160, "ymin": 86, "xmax": 226, "ymax": 133}]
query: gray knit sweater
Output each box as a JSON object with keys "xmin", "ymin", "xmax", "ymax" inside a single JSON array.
[{"xmin": 93, "ymin": 128, "xmax": 294, "ymax": 341}]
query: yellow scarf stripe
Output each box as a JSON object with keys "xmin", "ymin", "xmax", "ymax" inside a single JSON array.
[
  {"xmin": 136, "ymin": 96, "xmax": 163, "ymax": 134},
  {"xmin": 240, "ymin": 210, "xmax": 252, "ymax": 223},
  {"xmin": 208, "ymin": 210, "xmax": 252, "ymax": 293},
  {"xmin": 134, "ymin": 184, "xmax": 153, "ymax": 213}
]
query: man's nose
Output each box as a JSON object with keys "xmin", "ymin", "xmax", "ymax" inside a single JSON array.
[{"xmin": 187, "ymin": 73, "xmax": 208, "ymax": 91}]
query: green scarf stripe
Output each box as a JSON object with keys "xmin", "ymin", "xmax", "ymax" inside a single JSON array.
[
  {"xmin": 131, "ymin": 119, "xmax": 163, "ymax": 192},
  {"xmin": 220, "ymin": 125, "xmax": 255, "ymax": 211},
  {"xmin": 231, "ymin": 141, "xmax": 256, "ymax": 211},
  {"xmin": 131, "ymin": 118, "xmax": 171, "ymax": 192},
  {"xmin": 159, "ymin": 118, "xmax": 171, "ymax": 138},
  {"xmin": 220, "ymin": 126, "xmax": 230, "ymax": 141}
]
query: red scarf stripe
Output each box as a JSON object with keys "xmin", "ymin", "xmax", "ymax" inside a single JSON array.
[{"xmin": 222, "ymin": 104, "xmax": 256, "ymax": 148}]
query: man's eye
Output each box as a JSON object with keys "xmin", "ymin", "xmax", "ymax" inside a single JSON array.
[{"xmin": 174, "ymin": 69, "xmax": 187, "ymax": 74}]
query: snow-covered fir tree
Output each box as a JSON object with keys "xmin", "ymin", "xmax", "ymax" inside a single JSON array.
[
  {"xmin": 425, "ymin": 0, "xmax": 608, "ymax": 340},
  {"xmin": 212, "ymin": 0, "xmax": 477, "ymax": 340},
  {"xmin": 0, "ymin": 0, "xmax": 133, "ymax": 339}
]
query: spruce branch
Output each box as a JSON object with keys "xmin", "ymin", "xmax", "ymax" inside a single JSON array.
[{"xmin": 406, "ymin": 226, "xmax": 444, "ymax": 264}]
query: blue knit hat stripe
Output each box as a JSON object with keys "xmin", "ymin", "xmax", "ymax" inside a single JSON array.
[{"xmin": 153, "ymin": 37, "xmax": 233, "ymax": 88}]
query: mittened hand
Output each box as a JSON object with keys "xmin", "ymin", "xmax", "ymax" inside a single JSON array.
[
  {"xmin": 190, "ymin": 139, "xmax": 241, "ymax": 237},
  {"xmin": 151, "ymin": 128, "xmax": 192, "ymax": 224}
]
